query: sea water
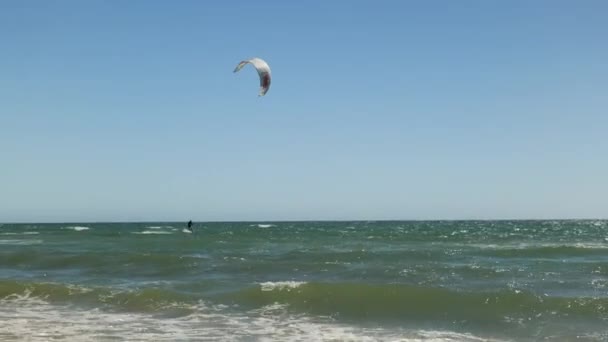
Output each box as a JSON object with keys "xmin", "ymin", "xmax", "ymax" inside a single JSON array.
[{"xmin": 1, "ymin": 220, "xmax": 607, "ymax": 341}]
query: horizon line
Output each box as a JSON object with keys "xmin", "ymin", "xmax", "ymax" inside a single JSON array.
[{"xmin": 2, "ymin": 217, "xmax": 607, "ymax": 225}]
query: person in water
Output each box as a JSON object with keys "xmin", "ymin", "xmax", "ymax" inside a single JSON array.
[{"xmin": 187, "ymin": 220, "xmax": 193, "ymax": 232}]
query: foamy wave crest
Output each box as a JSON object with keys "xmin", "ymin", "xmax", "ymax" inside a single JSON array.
[
  {"xmin": 252, "ymin": 224, "xmax": 275, "ymax": 228},
  {"xmin": 0, "ymin": 297, "xmax": 508, "ymax": 342},
  {"xmin": 472, "ymin": 242, "xmax": 608, "ymax": 251},
  {"xmin": 0, "ymin": 239, "xmax": 43, "ymax": 245},
  {"xmin": 0, "ymin": 232, "xmax": 39, "ymax": 235},
  {"xmin": 63, "ymin": 226, "xmax": 90, "ymax": 231},
  {"xmin": 145, "ymin": 226, "xmax": 175, "ymax": 230},
  {"xmin": 132, "ymin": 231, "xmax": 173, "ymax": 235},
  {"xmin": 260, "ymin": 281, "xmax": 306, "ymax": 292},
  {"xmin": 0, "ymin": 288, "xmax": 48, "ymax": 305}
]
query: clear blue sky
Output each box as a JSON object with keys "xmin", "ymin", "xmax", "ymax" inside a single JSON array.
[{"xmin": 1, "ymin": 1, "xmax": 607, "ymax": 222}]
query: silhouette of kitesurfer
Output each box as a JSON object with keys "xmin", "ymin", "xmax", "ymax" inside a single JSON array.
[{"xmin": 187, "ymin": 220, "xmax": 193, "ymax": 233}]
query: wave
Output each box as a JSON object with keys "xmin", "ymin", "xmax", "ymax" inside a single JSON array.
[
  {"xmin": 0, "ymin": 232, "xmax": 39, "ymax": 235},
  {"xmin": 145, "ymin": 226, "xmax": 175, "ymax": 230},
  {"xmin": 62, "ymin": 226, "xmax": 90, "ymax": 231},
  {"xmin": 0, "ymin": 251, "xmax": 204, "ymax": 276},
  {"xmin": 0, "ymin": 239, "xmax": 43, "ymax": 245},
  {"xmin": 251, "ymin": 224, "xmax": 275, "ymax": 228},
  {"xmin": 0, "ymin": 289, "xmax": 508, "ymax": 342},
  {"xmin": 224, "ymin": 282, "xmax": 608, "ymax": 323},
  {"xmin": 476, "ymin": 243, "xmax": 608, "ymax": 257},
  {"xmin": 132, "ymin": 231, "xmax": 173, "ymax": 235},
  {"xmin": 1, "ymin": 280, "xmax": 606, "ymax": 340},
  {"xmin": 474, "ymin": 242, "xmax": 608, "ymax": 250},
  {"xmin": 260, "ymin": 281, "xmax": 306, "ymax": 291},
  {"xmin": 0, "ymin": 280, "xmax": 194, "ymax": 313},
  {"xmin": 3, "ymin": 279, "xmax": 607, "ymax": 322}
]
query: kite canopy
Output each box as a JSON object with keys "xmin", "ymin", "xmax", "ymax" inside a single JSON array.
[{"xmin": 233, "ymin": 58, "xmax": 271, "ymax": 96}]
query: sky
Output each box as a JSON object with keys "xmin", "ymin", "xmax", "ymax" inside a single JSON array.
[{"xmin": 1, "ymin": 1, "xmax": 607, "ymax": 222}]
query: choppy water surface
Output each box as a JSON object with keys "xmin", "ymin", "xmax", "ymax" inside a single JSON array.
[{"xmin": 1, "ymin": 220, "xmax": 607, "ymax": 341}]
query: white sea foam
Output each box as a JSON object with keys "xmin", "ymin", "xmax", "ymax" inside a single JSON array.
[
  {"xmin": 63, "ymin": 226, "xmax": 90, "ymax": 231},
  {"xmin": 572, "ymin": 242, "xmax": 608, "ymax": 249},
  {"xmin": 186, "ymin": 253, "xmax": 210, "ymax": 259},
  {"xmin": 0, "ymin": 294, "xmax": 508, "ymax": 342},
  {"xmin": 255, "ymin": 224, "xmax": 275, "ymax": 228},
  {"xmin": 145, "ymin": 226, "xmax": 175, "ymax": 230},
  {"xmin": 0, "ymin": 239, "xmax": 43, "ymax": 245},
  {"xmin": 469, "ymin": 242, "xmax": 608, "ymax": 250},
  {"xmin": 132, "ymin": 231, "xmax": 173, "ymax": 235},
  {"xmin": 0, "ymin": 232, "xmax": 39, "ymax": 235},
  {"xmin": 260, "ymin": 281, "xmax": 306, "ymax": 291},
  {"xmin": 223, "ymin": 256, "xmax": 246, "ymax": 261}
]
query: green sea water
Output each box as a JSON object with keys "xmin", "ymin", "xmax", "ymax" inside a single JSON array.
[{"xmin": 1, "ymin": 220, "xmax": 607, "ymax": 341}]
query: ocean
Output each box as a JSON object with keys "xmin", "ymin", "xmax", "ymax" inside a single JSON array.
[{"xmin": 0, "ymin": 220, "xmax": 607, "ymax": 341}]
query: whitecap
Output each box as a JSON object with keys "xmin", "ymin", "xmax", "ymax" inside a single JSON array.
[
  {"xmin": 0, "ymin": 232, "xmax": 39, "ymax": 236},
  {"xmin": 260, "ymin": 281, "xmax": 306, "ymax": 291},
  {"xmin": 469, "ymin": 242, "xmax": 608, "ymax": 250},
  {"xmin": 223, "ymin": 256, "xmax": 246, "ymax": 261},
  {"xmin": 572, "ymin": 242, "xmax": 608, "ymax": 249},
  {"xmin": 145, "ymin": 225, "xmax": 175, "ymax": 230},
  {"xmin": 0, "ymin": 239, "xmax": 43, "ymax": 245},
  {"xmin": 63, "ymin": 226, "xmax": 90, "ymax": 231},
  {"xmin": 186, "ymin": 253, "xmax": 210, "ymax": 259},
  {"xmin": 132, "ymin": 231, "xmax": 173, "ymax": 235}
]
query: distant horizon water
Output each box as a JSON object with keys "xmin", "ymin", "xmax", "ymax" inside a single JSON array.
[{"xmin": 3, "ymin": 217, "xmax": 608, "ymax": 225}]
